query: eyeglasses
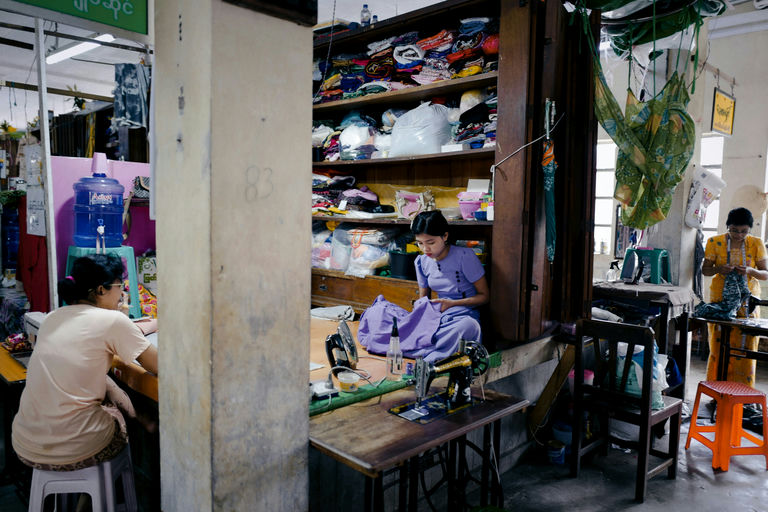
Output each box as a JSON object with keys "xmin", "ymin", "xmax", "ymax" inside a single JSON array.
[{"xmin": 728, "ymin": 228, "xmax": 750, "ymax": 235}]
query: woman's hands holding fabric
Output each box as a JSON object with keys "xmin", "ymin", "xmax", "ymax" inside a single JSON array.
[
  {"xmin": 734, "ymin": 265, "xmax": 751, "ymax": 277},
  {"xmin": 716, "ymin": 264, "xmax": 735, "ymax": 275},
  {"xmin": 430, "ymin": 298, "xmax": 456, "ymax": 312}
]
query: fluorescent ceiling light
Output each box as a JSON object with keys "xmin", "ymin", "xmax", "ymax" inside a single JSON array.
[{"xmin": 46, "ymin": 33, "xmax": 115, "ymax": 65}]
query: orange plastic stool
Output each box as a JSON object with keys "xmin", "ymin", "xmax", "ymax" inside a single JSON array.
[{"xmin": 686, "ymin": 381, "xmax": 768, "ymax": 470}]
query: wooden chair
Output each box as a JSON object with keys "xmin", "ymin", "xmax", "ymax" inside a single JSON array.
[{"xmin": 570, "ymin": 319, "xmax": 683, "ymax": 502}]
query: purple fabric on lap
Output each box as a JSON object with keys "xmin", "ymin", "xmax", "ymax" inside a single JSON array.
[
  {"xmin": 358, "ymin": 295, "xmax": 482, "ymax": 362},
  {"xmin": 358, "ymin": 295, "xmax": 442, "ymax": 356}
]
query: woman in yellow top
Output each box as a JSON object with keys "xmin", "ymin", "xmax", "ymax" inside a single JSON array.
[{"xmin": 702, "ymin": 207, "xmax": 768, "ymax": 386}]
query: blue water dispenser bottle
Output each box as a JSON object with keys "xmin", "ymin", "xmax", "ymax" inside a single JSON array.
[{"xmin": 73, "ymin": 153, "xmax": 124, "ymax": 248}]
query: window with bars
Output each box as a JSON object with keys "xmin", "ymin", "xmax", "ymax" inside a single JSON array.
[
  {"xmin": 594, "ymin": 141, "xmax": 617, "ymax": 255},
  {"xmin": 699, "ymin": 134, "xmax": 725, "ymax": 239}
]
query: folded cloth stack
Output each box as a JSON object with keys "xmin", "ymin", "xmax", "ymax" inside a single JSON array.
[
  {"xmin": 312, "ymin": 175, "xmax": 391, "ymax": 216},
  {"xmin": 416, "ymin": 29, "xmax": 456, "ymax": 53},
  {"xmin": 312, "ymin": 173, "xmax": 355, "ymax": 211},
  {"xmin": 481, "ymin": 94, "xmax": 497, "ymax": 145},
  {"xmin": 367, "ymin": 35, "xmax": 397, "ymax": 56},
  {"xmin": 459, "ymin": 17, "xmax": 491, "ymax": 36},
  {"xmin": 393, "ymin": 45, "xmax": 425, "ymax": 69},
  {"xmin": 364, "ymin": 49, "xmax": 396, "ymax": 81},
  {"xmin": 411, "ymin": 29, "xmax": 456, "ymax": 84},
  {"xmin": 455, "ymin": 99, "xmax": 495, "ymax": 145},
  {"xmin": 312, "ymin": 19, "xmax": 499, "ymax": 105}
]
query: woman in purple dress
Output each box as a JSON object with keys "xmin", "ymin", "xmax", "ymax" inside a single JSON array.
[{"xmin": 411, "ymin": 210, "xmax": 489, "ymax": 358}]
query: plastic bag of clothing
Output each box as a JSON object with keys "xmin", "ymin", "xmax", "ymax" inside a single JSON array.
[
  {"xmin": 312, "ymin": 125, "xmax": 334, "ymax": 147},
  {"xmin": 311, "ymin": 230, "xmax": 333, "ymax": 269},
  {"xmin": 389, "ymin": 103, "xmax": 452, "ymax": 157},
  {"xmin": 339, "ymin": 110, "xmax": 377, "ymax": 129},
  {"xmin": 339, "ymin": 125, "xmax": 375, "ymax": 151},
  {"xmin": 330, "ymin": 223, "xmax": 400, "ymax": 276},
  {"xmin": 615, "ymin": 341, "xmax": 666, "ymax": 410}
]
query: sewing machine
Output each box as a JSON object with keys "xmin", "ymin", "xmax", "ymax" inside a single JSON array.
[
  {"xmin": 413, "ymin": 340, "xmax": 489, "ymax": 408},
  {"xmin": 747, "ymin": 294, "xmax": 768, "ymax": 315}
]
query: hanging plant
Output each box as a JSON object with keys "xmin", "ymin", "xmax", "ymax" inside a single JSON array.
[{"xmin": 0, "ymin": 121, "xmax": 23, "ymax": 140}]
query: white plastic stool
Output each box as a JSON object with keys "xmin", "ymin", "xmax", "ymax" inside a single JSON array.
[{"xmin": 28, "ymin": 445, "xmax": 137, "ymax": 512}]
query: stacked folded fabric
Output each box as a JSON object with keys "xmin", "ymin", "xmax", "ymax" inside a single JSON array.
[
  {"xmin": 453, "ymin": 90, "xmax": 498, "ymax": 147},
  {"xmin": 312, "ymin": 173, "xmax": 394, "ymax": 217},
  {"xmin": 313, "ymin": 19, "xmax": 499, "ymax": 104}
]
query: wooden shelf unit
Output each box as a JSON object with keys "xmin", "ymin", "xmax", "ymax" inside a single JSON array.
[
  {"xmin": 311, "ymin": 268, "xmax": 419, "ymax": 313},
  {"xmin": 313, "ymin": 72, "xmax": 498, "ymax": 114},
  {"xmin": 312, "ymin": 215, "xmax": 493, "ymax": 226},
  {"xmin": 313, "ymin": 147, "xmax": 495, "ymax": 167},
  {"xmin": 310, "ymin": 0, "xmax": 597, "ymax": 342}
]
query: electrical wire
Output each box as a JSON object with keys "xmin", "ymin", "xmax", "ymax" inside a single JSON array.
[
  {"xmin": 329, "ymin": 365, "xmax": 384, "ymax": 388},
  {"xmin": 488, "ymin": 437, "xmax": 503, "ymax": 498},
  {"xmin": 491, "ymin": 112, "xmax": 566, "ymax": 172},
  {"xmin": 359, "ymin": 355, "xmax": 386, "ymax": 362},
  {"xmin": 312, "ymin": 0, "xmax": 338, "ymax": 101}
]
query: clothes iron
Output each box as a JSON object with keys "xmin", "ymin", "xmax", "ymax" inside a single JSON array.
[
  {"xmin": 413, "ymin": 339, "xmax": 489, "ymax": 408},
  {"xmin": 325, "ymin": 320, "xmax": 359, "ymax": 376}
]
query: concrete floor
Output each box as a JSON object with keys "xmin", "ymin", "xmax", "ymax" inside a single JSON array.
[
  {"xmin": 2, "ymin": 355, "xmax": 767, "ymax": 511},
  {"xmin": 495, "ymin": 353, "xmax": 768, "ymax": 512}
]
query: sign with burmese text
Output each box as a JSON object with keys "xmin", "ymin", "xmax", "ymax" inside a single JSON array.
[
  {"xmin": 711, "ymin": 88, "xmax": 736, "ymax": 137},
  {"xmin": 13, "ymin": 0, "xmax": 148, "ymax": 35}
]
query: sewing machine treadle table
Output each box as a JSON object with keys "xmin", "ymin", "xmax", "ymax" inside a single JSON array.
[
  {"xmin": 691, "ymin": 317, "xmax": 768, "ymax": 380},
  {"xmin": 309, "ymin": 382, "xmax": 528, "ymax": 512}
]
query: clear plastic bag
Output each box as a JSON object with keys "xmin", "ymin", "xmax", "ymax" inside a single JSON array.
[
  {"xmin": 312, "ymin": 230, "xmax": 333, "ymax": 269},
  {"xmin": 330, "ymin": 224, "xmax": 400, "ymax": 275}
]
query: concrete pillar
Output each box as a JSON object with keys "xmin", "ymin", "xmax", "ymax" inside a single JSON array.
[{"xmin": 154, "ymin": 1, "xmax": 311, "ymax": 510}]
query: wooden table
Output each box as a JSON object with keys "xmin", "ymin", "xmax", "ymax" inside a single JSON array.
[
  {"xmin": 310, "ymin": 383, "xmax": 528, "ymax": 511},
  {"xmin": 111, "ymin": 356, "xmax": 158, "ymax": 402},
  {"xmin": 693, "ymin": 317, "xmax": 768, "ymax": 381},
  {"xmin": 0, "ymin": 347, "xmax": 27, "ymax": 483},
  {"xmin": 593, "ymin": 282, "xmax": 694, "ymax": 398},
  {"xmin": 0, "ymin": 346, "xmax": 27, "ymax": 385}
]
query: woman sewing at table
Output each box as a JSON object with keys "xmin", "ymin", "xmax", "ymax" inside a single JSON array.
[
  {"xmin": 411, "ymin": 210, "xmax": 489, "ymax": 359},
  {"xmin": 358, "ymin": 210, "xmax": 489, "ymax": 362},
  {"xmin": 12, "ymin": 254, "xmax": 158, "ymax": 471},
  {"xmin": 701, "ymin": 207, "xmax": 768, "ymax": 387}
]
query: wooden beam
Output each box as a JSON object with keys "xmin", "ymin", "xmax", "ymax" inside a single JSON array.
[
  {"xmin": 526, "ymin": 344, "xmax": 575, "ymax": 433},
  {"xmin": 0, "ymin": 80, "xmax": 113, "ymax": 103},
  {"xmin": 484, "ymin": 336, "xmax": 564, "ymax": 383}
]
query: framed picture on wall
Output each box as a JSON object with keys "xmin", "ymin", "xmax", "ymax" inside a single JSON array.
[{"xmin": 711, "ymin": 88, "xmax": 736, "ymax": 136}]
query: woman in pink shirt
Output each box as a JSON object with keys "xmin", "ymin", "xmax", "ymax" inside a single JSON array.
[{"xmin": 12, "ymin": 254, "xmax": 157, "ymax": 471}]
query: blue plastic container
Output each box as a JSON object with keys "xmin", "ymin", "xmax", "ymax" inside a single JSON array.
[
  {"xmin": 1, "ymin": 207, "xmax": 20, "ymax": 273},
  {"xmin": 73, "ymin": 173, "xmax": 124, "ymax": 248}
]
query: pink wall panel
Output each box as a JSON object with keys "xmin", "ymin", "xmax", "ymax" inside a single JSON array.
[{"xmin": 51, "ymin": 156, "xmax": 155, "ymax": 279}]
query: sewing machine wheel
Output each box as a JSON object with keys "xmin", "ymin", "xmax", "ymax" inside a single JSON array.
[{"xmin": 465, "ymin": 341, "xmax": 490, "ymax": 377}]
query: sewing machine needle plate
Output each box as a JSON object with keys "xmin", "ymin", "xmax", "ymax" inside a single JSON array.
[{"xmin": 389, "ymin": 393, "xmax": 478, "ymax": 424}]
